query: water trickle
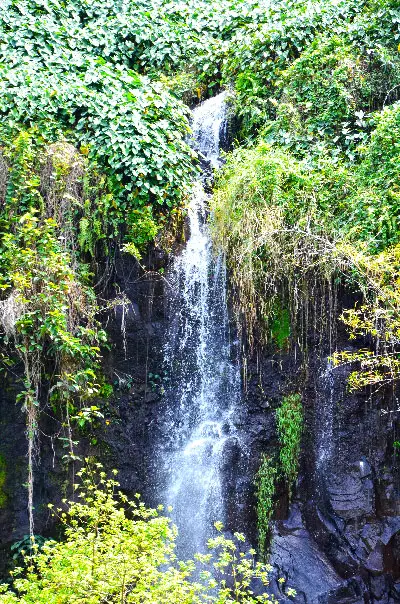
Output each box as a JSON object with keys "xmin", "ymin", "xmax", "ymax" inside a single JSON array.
[
  {"xmin": 316, "ymin": 361, "xmax": 335, "ymax": 472},
  {"xmin": 189, "ymin": 91, "xmax": 228, "ymax": 169},
  {"xmin": 161, "ymin": 92, "xmax": 241, "ymax": 556}
]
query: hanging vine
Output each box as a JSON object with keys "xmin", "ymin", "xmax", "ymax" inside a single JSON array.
[{"xmin": 0, "ymin": 133, "xmax": 112, "ymax": 534}]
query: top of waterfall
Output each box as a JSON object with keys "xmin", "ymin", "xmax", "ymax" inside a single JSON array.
[{"xmin": 191, "ymin": 91, "xmax": 228, "ymax": 169}]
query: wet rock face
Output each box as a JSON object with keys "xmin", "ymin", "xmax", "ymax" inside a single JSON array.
[
  {"xmin": 105, "ymin": 278, "xmax": 400, "ymax": 604},
  {"xmin": 0, "ymin": 382, "xmax": 29, "ymax": 576},
  {"xmin": 241, "ymin": 341, "xmax": 400, "ymax": 603},
  {"xmin": 0, "ymin": 248, "xmax": 169, "ymax": 578},
  {"xmin": 0, "ymin": 246, "xmax": 399, "ymax": 602}
]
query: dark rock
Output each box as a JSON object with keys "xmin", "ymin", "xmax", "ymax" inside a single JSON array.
[
  {"xmin": 269, "ymin": 527, "xmax": 343, "ymax": 603},
  {"xmin": 369, "ymin": 574, "xmax": 388, "ymax": 600},
  {"xmin": 280, "ymin": 503, "xmax": 304, "ymax": 533},
  {"xmin": 377, "ymin": 477, "xmax": 400, "ymax": 517},
  {"xmin": 381, "ymin": 517, "xmax": 400, "ymax": 546},
  {"xmin": 392, "ymin": 580, "xmax": 400, "ymax": 597},
  {"xmin": 327, "ymin": 473, "xmax": 374, "ymax": 520},
  {"xmin": 359, "ymin": 458, "xmax": 372, "ymax": 479},
  {"xmin": 365, "ymin": 545, "xmax": 385, "ymax": 575},
  {"xmin": 144, "ymin": 391, "xmax": 160, "ymax": 403}
]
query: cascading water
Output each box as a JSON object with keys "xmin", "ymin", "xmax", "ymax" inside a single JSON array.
[
  {"xmin": 316, "ymin": 361, "xmax": 335, "ymax": 473},
  {"xmin": 161, "ymin": 92, "xmax": 242, "ymax": 556}
]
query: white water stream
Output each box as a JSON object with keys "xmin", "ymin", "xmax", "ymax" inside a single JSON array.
[{"xmin": 162, "ymin": 92, "xmax": 242, "ymax": 555}]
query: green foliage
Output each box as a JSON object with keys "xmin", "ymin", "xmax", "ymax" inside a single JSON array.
[
  {"xmin": 0, "ymin": 465, "xmax": 281, "ymax": 603},
  {"xmin": 0, "ymin": 0, "xmax": 254, "ymax": 81},
  {"xmin": 0, "ymin": 131, "xmax": 119, "ymax": 257},
  {"xmin": 350, "ymin": 0, "xmax": 400, "ymax": 51},
  {"xmin": 222, "ymin": 0, "xmax": 365, "ymax": 137},
  {"xmin": 0, "ymin": 129, "xmax": 115, "ymax": 532},
  {"xmin": 210, "ymin": 0, "xmax": 400, "ymax": 392},
  {"xmin": 0, "ymin": 132, "xmax": 112, "ymax": 411},
  {"xmin": 220, "ymin": 0, "xmax": 400, "ymax": 141},
  {"xmin": 270, "ymin": 304, "xmax": 291, "ymax": 350},
  {"xmin": 276, "ymin": 395, "xmax": 303, "ymax": 490},
  {"xmin": 160, "ymin": 71, "xmax": 207, "ymax": 108},
  {"xmin": 1, "ymin": 0, "xmax": 400, "ymax": 566},
  {"xmin": 0, "ymin": 66, "xmax": 195, "ymax": 214},
  {"xmin": 254, "ymin": 396, "xmax": 302, "ymax": 558},
  {"xmin": 10, "ymin": 535, "xmax": 49, "ymax": 565},
  {"xmin": 0, "ymin": 211, "xmax": 106, "ymax": 398},
  {"xmin": 263, "ymin": 37, "xmax": 400, "ymax": 160},
  {"xmin": 211, "ymin": 142, "xmax": 348, "ymax": 348},
  {"xmin": 332, "ymin": 243, "xmax": 400, "ymax": 390},
  {"xmin": 254, "ymin": 456, "xmax": 278, "ymax": 560},
  {"xmin": 0, "ymin": 455, "xmax": 6, "ymax": 508},
  {"xmin": 72, "ymin": 406, "xmax": 104, "ymax": 430},
  {"xmin": 211, "ymin": 131, "xmax": 400, "ymax": 349},
  {"xmin": 0, "ymin": 0, "xmax": 202, "ymax": 236},
  {"xmin": 213, "ymin": 127, "xmax": 400, "ymax": 387},
  {"xmin": 360, "ymin": 102, "xmax": 400, "ymax": 188}
]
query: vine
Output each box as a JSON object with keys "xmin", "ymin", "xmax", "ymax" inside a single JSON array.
[
  {"xmin": 276, "ymin": 394, "xmax": 303, "ymax": 493},
  {"xmin": 0, "ymin": 132, "xmax": 113, "ymax": 534},
  {"xmin": 254, "ymin": 455, "xmax": 278, "ymax": 560}
]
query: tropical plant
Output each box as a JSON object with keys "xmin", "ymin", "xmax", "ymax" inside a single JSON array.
[
  {"xmin": 276, "ymin": 394, "xmax": 303, "ymax": 491},
  {"xmin": 254, "ymin": 455, "xmax": 278, "ymax": 560},
  {"xmin": 0, "ymin": 464, "xmax": 284, "ymax": 603}
]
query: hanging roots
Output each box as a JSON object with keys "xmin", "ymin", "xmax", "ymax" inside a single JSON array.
[{"xmin": 0, "ymin": 293, "xmax": 24, "ymax": 338}]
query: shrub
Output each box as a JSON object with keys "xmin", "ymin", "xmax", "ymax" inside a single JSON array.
[
  {"xmin": 222, "ymin": 0, "xmax": 364, "ymax": 137},
  {"xmin": 0, "ymin": 465, "xmax": 282, "ymax": 603},
  {"xmin": 360, "ymin": 102, "xmax": 400, "ymax": 188},
  {"xmin": 263, "ymin": 36, "xmax": 400, "ymax": 159},
  {"xmin": 211, "ymin": 143, "xmax": 351, "ymax": 348},
  {"xmin": 211, "ymin": 137, "xmax": 400, "ymax": 350}
]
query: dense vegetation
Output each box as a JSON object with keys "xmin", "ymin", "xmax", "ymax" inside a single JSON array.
[
  {"xmin": 0, "ymin": 465, "xmax": 282, "ymax": 603},
  {"xmin": 255, "ymin": 394, "xmax": 302, "ymax": 557},
  {"xmin": 209, "ymin": 0, "xmax": 400, "ymax": 554},
  {"xmin": 211, "ymin": 0, "xmax": 400, "ymax": 390},
  {"xmin": 1, "ymin": 0, "xmax": 400, "ymax": 598}
]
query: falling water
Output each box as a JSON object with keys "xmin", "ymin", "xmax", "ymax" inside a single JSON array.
[
  {"xmin": 161, "ymin": 92, "xmax": 241, "ymax": 556},
  {"xmin": 316, "ymin": 361, "xmax": 335, "ymax": 472},
  {"xmin": 189, "ymin": 91, "xmax": 228, "ymax": 168}
]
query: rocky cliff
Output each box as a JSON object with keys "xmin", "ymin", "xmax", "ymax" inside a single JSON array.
[{"xmin": 0, "ymin": 251, "xmax": 399, "ymax": 603}]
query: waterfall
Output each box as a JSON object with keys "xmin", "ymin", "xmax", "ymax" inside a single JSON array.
[
  {"xmin": 189, "ymin": 91, "xmax": 228, "ymax": 168},
  {"xmin": 161, "ymin": 92, "xmax": 242, "ymax": 556},
  {"xmin": 316, "ymin": 361, "xmax": 335, "ymax": 472}
]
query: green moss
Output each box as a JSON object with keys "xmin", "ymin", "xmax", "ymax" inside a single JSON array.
[
  {"xmin": 270, "ymin": 304, "xmax": 291, "ymax": 350},
  {"xmin": 0, "ymin": 454, "xmax": 7, "ymax": 507},
  {"xmin": 276, "ymin": 394, "xmax": 303, "ymax": 494}
]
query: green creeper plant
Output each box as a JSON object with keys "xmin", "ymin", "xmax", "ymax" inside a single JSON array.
[
  {"xmin": 276, "ymin": 394, "xmax": 303, "ymax": 492},
  {"xmin": 0, "ymin": 455, "xmax": 6, "ymax": 508},
  {"xmin": 0, "ymin": 212, "xmax": 107, "ymax": 535},
  {"xmin": 254, "ymin": 455, "xmax": 278, "ymax": 560},
  {"xmin": 254, "ymin": 396, "xmax": 302, "ymax": 561}
]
